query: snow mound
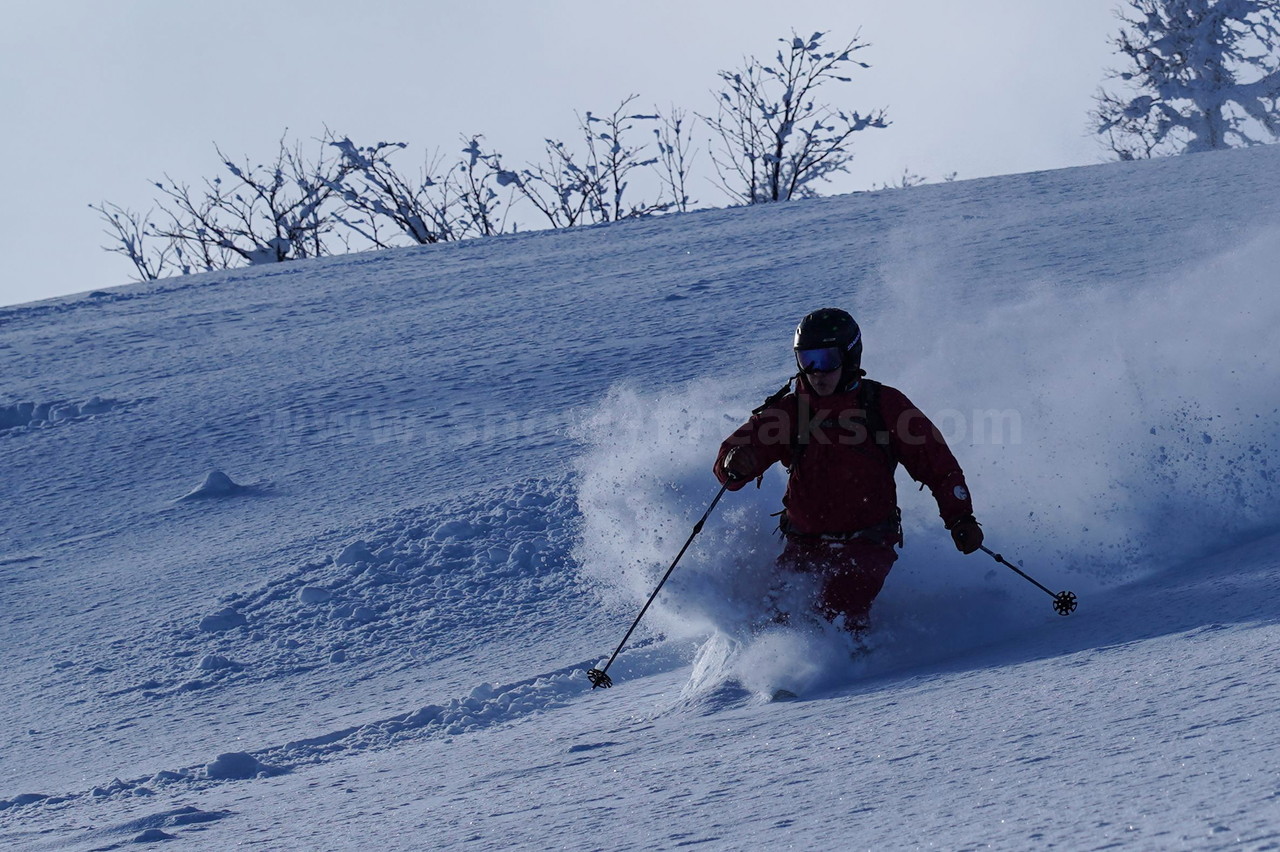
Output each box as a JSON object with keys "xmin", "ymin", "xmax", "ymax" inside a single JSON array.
[
  {"xmin": 0, "ymin": 792, "xmax": 49, "ymax": 811},
  {"xmin": 204, "ymin": 752, "xmax": 280, "ymax": 780},
  {"xmin": 0, "ymin": 655, "xmax": 625, "ymax": 814},
  {"xmin": 197, "ymin": 607, "xmax": 247, "ymax": 633},
  {"xmin": 266, "ymin": 663, "xmax": 600, "ymax": 768},
  {"xmin": 297, "ymin": 586, "xmax": 332, "ymax": 604},
  {"xmin": 177, "ymin": 469, "xmax": 245, "ymax": 501},
  {"xmin": 198, "ymin": 654, "xmax": 242, "ymax": 672},
  {"xmin": 334, "ymin": 540, "xmax": 377, "ymax": 566}
]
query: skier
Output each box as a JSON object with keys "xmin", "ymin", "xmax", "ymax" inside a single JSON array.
[{"xmin": 714, "ymin": 308, "xmax": 984, "ymax": 635}]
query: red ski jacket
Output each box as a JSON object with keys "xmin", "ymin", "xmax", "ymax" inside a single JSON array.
[{"xmin": 714, "ymin": 378, "xmax": 973, "ymax": 536}]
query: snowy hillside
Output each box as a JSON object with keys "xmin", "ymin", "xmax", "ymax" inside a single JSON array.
[{"xmin": 3, "ymin": 144, "xmax": 1280, "ymax": 850}]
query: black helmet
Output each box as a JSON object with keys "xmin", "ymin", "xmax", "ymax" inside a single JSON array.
[{"xmin": 793, "ymin": 308, "xmax": 863, "ymax": 386}]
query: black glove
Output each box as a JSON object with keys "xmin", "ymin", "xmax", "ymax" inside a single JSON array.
[
  {"xmin": 720, "ymin": 446, "xmax": 757, "ymax": 482},
  {"xmin": 948, "ymin": 515, "xmax": 984, "ymax": 554}
]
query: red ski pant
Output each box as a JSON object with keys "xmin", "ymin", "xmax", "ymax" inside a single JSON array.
[{"xmin": 775, "ymin": 537, "xmax": 898, "ymax": 632}]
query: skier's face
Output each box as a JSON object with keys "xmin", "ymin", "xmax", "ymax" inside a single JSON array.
[{"xmin": 807, "ymin": 366, "xmax": 842, "ymax": 396}]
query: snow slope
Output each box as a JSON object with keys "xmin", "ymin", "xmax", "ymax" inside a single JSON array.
[{"xmin": 2, "ymin": 144, "xmax": 1280, "ymax": 850}]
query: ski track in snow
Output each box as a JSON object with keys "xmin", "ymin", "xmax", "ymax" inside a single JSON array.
[
  {"xmin": 0, "ymin": 397, "xmax": 142, "ymax": 437},
  {"xmin": 1, "ymin": 475, "xmax": 625, "ymax": 803}
]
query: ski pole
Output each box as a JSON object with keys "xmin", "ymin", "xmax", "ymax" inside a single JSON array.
[
  {"xmin": 587, "ymin": 482, "xmax": 730, "ymax": 689},
  {"xmin": 979, "ymin": 544, "xmax": 1078, "ymax": 616}
]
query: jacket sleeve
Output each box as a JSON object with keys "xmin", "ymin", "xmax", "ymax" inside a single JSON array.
[
  {"xmin": 880, "ymin": 385, "xmax": 975, "ymax": 526},
  {"xmin": 712, "ymin": 399, "xmax": 793, "ymax": 490}
]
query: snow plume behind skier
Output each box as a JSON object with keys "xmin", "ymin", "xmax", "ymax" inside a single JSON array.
[{"xmin": 871, "ymin": 230, "xmax": 1280, "ymax": 572}]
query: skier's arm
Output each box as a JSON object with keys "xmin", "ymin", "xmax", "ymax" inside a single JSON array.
[
  {"xmin": 713, "ymin": 405, "xmax": 790, "ymax": 490},
  {"xmin": 880, "ymin": 386, "xmax": 975, "ymax": 526}
]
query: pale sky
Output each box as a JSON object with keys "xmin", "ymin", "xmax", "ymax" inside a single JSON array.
[{"xmin": 0, "ymin": 0, "xmax": 1119, "ymax": 307}]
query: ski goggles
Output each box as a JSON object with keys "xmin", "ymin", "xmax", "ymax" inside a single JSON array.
[{"xmin": 795, "ymin": 347, "xmax": 843, "ymax": 374}]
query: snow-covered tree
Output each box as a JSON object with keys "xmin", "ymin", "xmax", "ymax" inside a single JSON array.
[
  {"xmin": 454, "ymin": 136, "xmax": 514, "ymax": 238},
  {"xmin": 572, "ymin": 97, "xmax": 668, "ymax": 222},
  {"xmin": 702, "ymin": 30, "xmax": 888, "ymax": 204},
  {"xmin": 89, "ymin": 201, "xmax": 181, "ymax": 281},
  {"xmin": 654, "ymin": 107, "xmax": 698, "ymax": 214},
  {"xmin": 1094, "ymin": 0, "xmax": 1280, "ymax": 159},
  {"xmin": 146, "ymin": 134, "xmax": 353, "ymax": 270},
  {"xmin": 870, "ymin": 169, "xmax": 958, "ymax": 191},
  {"xmin": 502, "ymin": 96, "xmax": 681, "ymax": 228},
  {"xmin": 327, "ymin": 138, "xmax": 463, "ymax": 247}
]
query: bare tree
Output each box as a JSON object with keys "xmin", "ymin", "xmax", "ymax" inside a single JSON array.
[
  {"xmin": 1094, "ymin": 0, "xmax": 1280, "ymax": 159},
  {"xmin": 148, "ymin": 133, "xmax": 353, "ymax": 269},
  {"xmin": 576, "ymin": 97, "xmax": 668, "ymax": 221},
  {"xmin": 328, "ymin": 137, "xmax": 462, "ymax": 246},
  {"xmin": 89, "ymin": 201, "xmax": 182, "ymax": 281},
  {"xmin": 91, "ymin": 31, "xmax": 902, "ymax": 283},
  {"xmin": 501, "ymin": 96, "xmax": 673, "ymax": 228},
  {"xmin": 654, "ymin": 106, "xmax": 698, "ymax": 213},
  {"xmin": 702, "ymin": 30, "xmax": 889, "ymax": 204},
  {"xmin": 871, "ymin": 169, "xmax": 958, "ymax": 190},
  {"xmin": 455, "ymin": 136, "xmax": 515, "ymax": 238},
  {"xmin": 499, "ymin": 139, "xmax": 594, "ymax": 229}
]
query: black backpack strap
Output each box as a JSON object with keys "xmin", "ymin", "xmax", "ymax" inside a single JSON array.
[
  {"xmin": 748, "ymin": 374, "xmax": 809, "ymax": 474},
  {"xmin": 743, "ymin": 375, "xmax": 800, "ymax": 485},
  {"xmin": 790, "ymin": 391, "xmax": 808, "ymax": 474},
  {"xmin": 860, "ymin": 379, "xmax": 898, "ymax": 473}
]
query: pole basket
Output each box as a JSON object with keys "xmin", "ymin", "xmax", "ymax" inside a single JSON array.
[
  {"xmin": 980, "ymin": 545, "xmax": 1078, "ymax": 618},
  {"xmin": 1053, "ymin": 591, "xmax": 1078, "ymax": 616},
  {"xmin": 587, "ymin": 668, "xmax": 613, "ymax": 689}
]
